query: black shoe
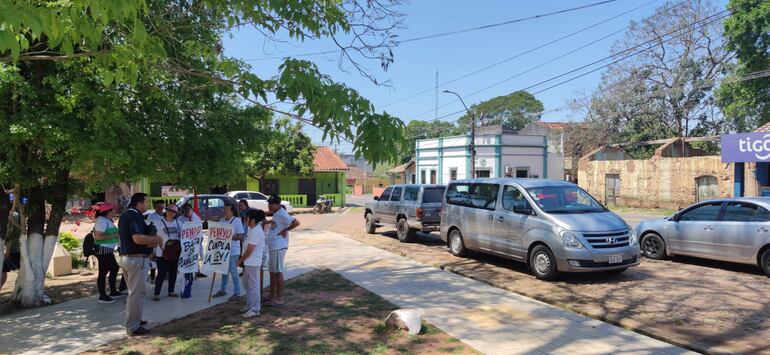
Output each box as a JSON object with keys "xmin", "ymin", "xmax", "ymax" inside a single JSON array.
[
  {"xmin": 140, "ymin": 320, "xmax": 148, "ymax": 326},
  {"xmin": 98, "ymin": 295, "xmax": 116, "ymax": 304},
  {"xmin": 109, "ymin": 291, "xmax": 124, "ymax": 297},
  {"xmin": 129, "ymin": 327, "xmax": 151, "ymax": 336},
  {"xmin": 196, "ymin": 272, "xmax": 207, "ymax": 278}
]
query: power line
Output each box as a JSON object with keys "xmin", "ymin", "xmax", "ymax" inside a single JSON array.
[
  {"xmin": 381, "ymin": 0, "xmax": 666, "ymax": 109},
  {"xmin": 418, "ymin": 8, "xmax": 729, "ymax": 123},
  {"xmin": 243, "ymin": 0, "xmax": 624, "ymax": 62},
  {"xmin": 404, "ymin": 0, "xmax": 690, "ymax": 121}
]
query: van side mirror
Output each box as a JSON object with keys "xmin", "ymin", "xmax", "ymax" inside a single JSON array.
[
  {"xmin": 373, "ymin": 196, "xmax": 379, "ymax": 201},
  {"xmin": 513, "ymin": 203, "xmax": 532, "ymax": 215}
]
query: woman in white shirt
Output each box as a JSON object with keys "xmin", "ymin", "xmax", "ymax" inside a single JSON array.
[
  {"xmin": 92, "ymin": 202, "xmax": 123, "ymax": 304},
  {"xmin": 238, "ymin": 209, "xmax": 266, "ymax": 318},
  {"xmin": 153, "ymin": 204, "xmax": 182, "ymax": 300}
]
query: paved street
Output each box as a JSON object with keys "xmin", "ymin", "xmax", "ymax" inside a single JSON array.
[{"xmin": 298, "ymin": 210, "xmax": 770, "ymax": 354}]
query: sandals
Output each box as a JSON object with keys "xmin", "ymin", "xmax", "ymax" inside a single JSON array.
[
  {"xmin": 152, "ymin": 295, "xmax": 160, "ymax": 301},
  {"xmin": 167, "ymin": 293, "xmax": 179, "ymax": 298}
]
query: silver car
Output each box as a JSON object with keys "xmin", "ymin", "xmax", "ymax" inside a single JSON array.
[
  {"xmin": 440, "ymin": 178, "xmax": 640, "ymax": 280},
  {"xmin": 636, "ymin": 198, "xmax": 770, "ymax": 277}
]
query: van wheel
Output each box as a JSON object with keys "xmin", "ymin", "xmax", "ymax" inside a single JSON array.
[
  {"xmin": 761, "ymin": 248, "xmax": 770, "ymax": 278},
  {"xmin": 529, "ymin": 245, "xmax": 558, "ymax": 281},
  {"xmin": 365, "ymin": 213, "xmax": 377, "ymax": 234},
  {"xmin": 641, "ymin": 233, "xmax": 666, "ymax": 260},
  {"xmin": 449, "ymin": 229, "xmax": 466, "ymax": 257},
  {"xmin": 397, "ymin": 218, "xmax": 416, "ymax": 243}
]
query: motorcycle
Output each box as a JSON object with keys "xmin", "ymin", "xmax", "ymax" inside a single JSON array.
[{"xmin": 313, "ymin": 195, "xmax": 334, "ymax": 214}]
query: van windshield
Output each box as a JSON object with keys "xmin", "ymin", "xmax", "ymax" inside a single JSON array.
[
  {"xmin": 525, "ymin": 186, "xmax": 606, "ymax": 213},
  {"xmin": 422, "ymin": 187, "xmax": 446, "ymax": 203}
]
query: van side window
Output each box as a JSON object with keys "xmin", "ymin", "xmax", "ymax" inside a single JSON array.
[
  {"xmin": 390, "ymin": 187, "xmax": 403, "ymax": 202},
  {"xmin": 502, "ymin": 186, "xmax": 527, "ymax": 212},
  {"xmin": 403, "ymin": 186, "xmax": 419, "ymax": 201},
  {"xmin": 379, "ymin": 187, "xmax": 393, "ymax": 201},
  {"xmin": 446, "ymin": 183, "xmax": 499, "ymax": 211}
]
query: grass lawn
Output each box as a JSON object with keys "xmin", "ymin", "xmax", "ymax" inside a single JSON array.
[{"xmin": 86, "ymin": 269, "xmax": 477, "ymax": 355}]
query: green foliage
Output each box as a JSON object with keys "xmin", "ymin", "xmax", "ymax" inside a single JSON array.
[
  {"xmin": 245, "ymin": 117, "xmax": 315, "ymax": 179},
  {"xmin": 719, "ymin": 0, "xmax": 770, "ymax": 128},
  {"xmin": 458, "ymin": 91, "xmax": 544, "ymax": 130},
  {"xmin": 58, "ymin": 232, "xmax": 79, "ymax": 253}
]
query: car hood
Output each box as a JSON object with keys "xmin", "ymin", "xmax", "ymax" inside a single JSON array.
[{"xmin": 548, "ymin": 211, "xmax": 629, "ymax": 232}]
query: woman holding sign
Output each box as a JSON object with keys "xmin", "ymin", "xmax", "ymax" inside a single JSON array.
[
  {"xmin": 152, "ymin": 204, "xmax": 182, "ymax": 300},
  {"xmin": 212, "ymin": 203, "xmax": 245, "ymax": 301}
]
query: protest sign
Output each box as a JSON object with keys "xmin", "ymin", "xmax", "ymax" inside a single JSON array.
[
  {"xmin": 202, "ymin": 221, "xmax": 233, "ymax": 275},
  {"xmin": 178, "ymin": 221, "xmax": 203, "ymax": 274}
]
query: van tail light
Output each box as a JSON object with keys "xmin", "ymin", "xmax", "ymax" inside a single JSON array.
[{"xmin": 416, "ymin": 207, "xmax": 423, "ymax": 219}]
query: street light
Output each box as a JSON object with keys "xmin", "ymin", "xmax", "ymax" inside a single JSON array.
[{"xmin": 443, "ymin": 90, "xmax": 476, "ymax": 178}]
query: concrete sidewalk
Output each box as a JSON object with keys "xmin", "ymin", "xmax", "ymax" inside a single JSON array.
[
  {"xmin": 288, "ymin": 230, "xmax": 693, "ymax": 355},
  {"xmin": 0, "ymin": 267, "xmax": 310, "ymax": 354}
]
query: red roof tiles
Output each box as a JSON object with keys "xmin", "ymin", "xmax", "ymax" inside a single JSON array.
[
  {"xmin": 314, "ymin": 146, "xmax": 349, "ymax": 172},
  {"xmin": 755, "ymin": 121, "xmax": 770, "ymax": 132}
]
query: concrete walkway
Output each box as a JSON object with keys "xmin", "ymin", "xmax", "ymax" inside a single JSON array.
[
  {"xmin": 288, "ymin": 230, "xmax": 692, "ymax": 355},
  {"xmin": 1, "ymin": 229, "xmax": 692, "ymax": 354},
  {"xmin": 0, "ymin": 267, "xmax": 310, "ymax": 354}
]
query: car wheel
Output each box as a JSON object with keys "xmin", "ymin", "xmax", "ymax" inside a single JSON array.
[
  {"xmin": 529, "ymin": 245, "xmax": 558, "ymax": 281},
  {"xmin": 365, "ymin": 213, "xmax": 377, "ymax": 234},
  {"xmin": 396, "ymin": 218, "xmax": 416, "ymax": 243},
  {"xmin": 761, "ymin": 248, "xmax": 770, "ymax": 278},
  {"xmin": 448, "ymin": 229, "xmax": 466, "ymax": 257},
  {"xmin": 641, "ymin": 233, "xmax": 666, "ymax": 260}
]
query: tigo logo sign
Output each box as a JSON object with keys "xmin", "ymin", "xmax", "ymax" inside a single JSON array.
[{"xmin": 721, "ymin": 133, "xmax": 770, "ymax": 163}]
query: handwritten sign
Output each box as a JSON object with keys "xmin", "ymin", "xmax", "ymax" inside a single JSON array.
[
  {"xmin": 202, "ymin": 221, "xmax": 233, "ymax": 275},
  {"xmin": 178, "ymin": 221, "xmax": 203, "ymax": 274}
]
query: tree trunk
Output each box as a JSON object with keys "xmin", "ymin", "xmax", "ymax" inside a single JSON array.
[
  {"xmin": 0, "ymin": 189, "xmax": 9, "ymax": 274},
  {"xmin": 11, "ymin": 186, "xmax": 49, "ymax": 307},
  {"xmin": 42, "ymin": 170, "xmax": 69, "ymax": 282}
]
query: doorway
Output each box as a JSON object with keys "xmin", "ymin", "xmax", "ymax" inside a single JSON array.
[
  {"xmin": 604, "ymin": 174, "xmax": 620, "ymax": 206},
  {"xmin": 261, "ymin": 179, "xmax": 279, "ymax": 197},
  {"xmin": 298, "ymin": 178, "xmax": 317, "ymax": 206}
]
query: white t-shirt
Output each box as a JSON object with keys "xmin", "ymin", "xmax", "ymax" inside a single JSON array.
[
  {"xmin": 178, "ymin": 213, "xmax": 202, "ymax": 224},
  {"xmin": 94, "ymin": 216, "xmax": 118, "ymax": 249},
  {"xmin": 147, "ymin": 211, "xmax": 164, "ymax": 225},
  {"xmin": 154, "ymin": 218, "xmax": 181, "ymax": 257},
  {"xmin": 268, "ymin": 208, "xmax": 295, "ymax": 251},
  {"xmin": 243, "ymin": 223, "xmax": 266, "ymax": 267},
  {"xmin": 220, "ymin": 216, "xmax": 244, "ymax": 255}
]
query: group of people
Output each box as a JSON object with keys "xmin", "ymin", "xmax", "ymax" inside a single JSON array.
[{"xmin": 94, "ymin": 192, "xmax": 299, "ymax": 336}]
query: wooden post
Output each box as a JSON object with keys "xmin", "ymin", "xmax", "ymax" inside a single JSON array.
[{"xmin": 208, "ymin": 273, "xmax": 217, "ymax": 303}]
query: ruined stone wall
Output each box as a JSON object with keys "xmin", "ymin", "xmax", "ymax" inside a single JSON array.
[{"xmin": 578, "ymin": 155, "xmax": 743, "ymax": 210}]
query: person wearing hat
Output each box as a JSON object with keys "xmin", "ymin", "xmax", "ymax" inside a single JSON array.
[
  {"xmin": 93, "ymin": 202, "xmax": 124, "ymax": 304},
  {"xmin": 152, "ymin": 203, "xmax": 182, "ymax": 300}
]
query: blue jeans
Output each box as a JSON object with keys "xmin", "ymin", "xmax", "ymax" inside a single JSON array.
[{"xmin": 219, "ymin": 253, "xmax": 241, "ymax": 295}]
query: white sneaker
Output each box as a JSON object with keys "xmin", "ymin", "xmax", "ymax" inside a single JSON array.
[{"xmin": 241, "ymin": 310, "xmax": 260, "ymax": 318}]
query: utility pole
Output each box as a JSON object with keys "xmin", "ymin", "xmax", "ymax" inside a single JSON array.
[{"xmin": 443, "ymin": 90, "xmax": 476, "ymax": 178}]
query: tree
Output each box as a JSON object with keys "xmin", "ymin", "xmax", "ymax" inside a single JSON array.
[
  {"xmin": 457, "ymin": 91, "xmax": 544, "ymax": 130},
  {"xmin": 400, "ymin": 120, "xmax": 463, "ymax": 162},
  {"xmin": 246, "ymin": 117, "xmax": 315, "ymax": 181},
  {"xmin": 0, "ymin": 0, "xmax": 406, "ymax": 307},
  {"xmin": 718, "ymin": 0, "xmax": 770, "ymax": 130},
  {"xmin": 570, "ymin": 0, "xmax": 733, "ymax": 151}
]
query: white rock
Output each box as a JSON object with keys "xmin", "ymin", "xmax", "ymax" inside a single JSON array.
[{"xmin": 385, "ymin": 309, "xmax": 423, "ymax": 336}]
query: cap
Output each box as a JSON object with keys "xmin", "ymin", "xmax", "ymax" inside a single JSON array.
[
  {"xmin": 165, "ymin": 204, "xmax": 179, "ymax": 213},
  {"xmin": 92, "ymin": 202, "xmax": 114, "ymax": 212},
  {"xmin": 267, "ymin": 195, "xmax": 281, "ymax": 205}
]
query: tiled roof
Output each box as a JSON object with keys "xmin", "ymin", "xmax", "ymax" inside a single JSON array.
[
  {"xmin": 346, "ymin": 166, "xmax": 371, "ymax": 179},
  {"xmin": 536, "ymin": 121, "xmax": 572, "ymax": 129},
  {"xmin": 314, "ymin": 146, "xmax": 349, "ymax": 172},
  {"xmin": 755, "ymin": 121, "xmax": 770, "ymax": 132},
  {"xmin": 386, "ymin": 160, "xmax": 415, "ymax": 174}
]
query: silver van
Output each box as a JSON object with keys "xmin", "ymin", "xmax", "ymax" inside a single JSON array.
[{"xmin": 440, "ymin": 178, "xmax": 640, "ymax": 280}]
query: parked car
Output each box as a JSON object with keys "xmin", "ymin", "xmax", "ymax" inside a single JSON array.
[
  {"xmin": 175, "ymin": 194, "xmax": 238, "ymax": 227},
  {"xmin": 364, "ymin": 184, "xmax": 446, "ymax": 242},
  {"xmin": 635, "ymin": 198, "xmax": 770, "ymax": 277},
  {"xmin": 224, "ymin": 191, "xmax": 294, "ymax": 213},
  {"xmin": 440, "ymin": 178, "xmax": 640, "ymax": 280}
]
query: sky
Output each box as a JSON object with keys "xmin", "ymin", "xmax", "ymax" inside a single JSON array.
[{"xmin": 222, "ymin": 0, "xmax": 729, "ymax": 154}]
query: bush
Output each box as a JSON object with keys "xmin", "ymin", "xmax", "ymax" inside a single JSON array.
[{"xmin": 59, "ymin": 232, "xmax": 79, "ymax": 253}]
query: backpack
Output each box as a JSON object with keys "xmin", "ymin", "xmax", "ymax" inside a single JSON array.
[{"xmin": 83, "ymin": 232, "xmax": 98, "ymax": 257}]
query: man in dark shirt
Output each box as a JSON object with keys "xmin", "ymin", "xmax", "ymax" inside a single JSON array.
[{"xmin": 119, "ymin": 193, "xmax": 162, "ymax": 336}]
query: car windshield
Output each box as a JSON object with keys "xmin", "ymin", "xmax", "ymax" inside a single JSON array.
[
  {"xmin": 525, "ymin": 186, "xmax": 606, "ymax": 213},
  {"xmin": 422, "ymin": 187, "xmax": 445, "ymax": 203}
]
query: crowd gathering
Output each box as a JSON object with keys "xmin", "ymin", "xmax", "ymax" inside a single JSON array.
[{"xmin": 80, "ymin": 192, "xmax": 298, "ymax": 336}]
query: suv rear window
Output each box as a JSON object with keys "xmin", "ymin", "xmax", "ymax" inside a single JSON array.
[
  {"xmin": 422, "ymin": 187, "xmax": 445, "ymax": 203},
  {"xmin": 403, "ymin": 186, "xmax": 419, "ymax": 201}
]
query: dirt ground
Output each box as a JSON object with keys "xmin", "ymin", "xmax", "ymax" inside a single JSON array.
[
  {"xmin": 85, "ymin": 269, "xmax": 477, "ymax": 355},
  {"xmin": 302, "ymin": 211, "xmax": 770, "ymax": 355}
]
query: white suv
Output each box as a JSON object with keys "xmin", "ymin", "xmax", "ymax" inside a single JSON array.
[{"xmin": 225, "ymin": 191, "xmax": 294, "ymax": 213}]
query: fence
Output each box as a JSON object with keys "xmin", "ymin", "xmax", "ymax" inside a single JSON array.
[
  {"xmin": 320, "ymin": 193, "xmax": 343, "ymax": 207},
  {"xmin": 281, "ymin": 194, "xmax": 307, "ymax": 208}
]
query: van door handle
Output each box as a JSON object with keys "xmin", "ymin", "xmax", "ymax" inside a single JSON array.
[
  {"xmin": 497, "ymin": 216, "xmax": 504, "ymax": 222},
  {"xmin": 488, "ymin": 214, "xmax": 493, "ymax": 221},
  {"xmin": 704, "ymin": 226, "xmax": 714, "ymax": 231},
  {"xmin": 756, "ymin": 227, "xmax": 768, "ymax": 233}
]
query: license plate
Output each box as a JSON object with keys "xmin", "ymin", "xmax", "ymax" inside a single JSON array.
[{"xmin": 609, "ymin": 255, "xmax": 622, "ymax": 264}]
